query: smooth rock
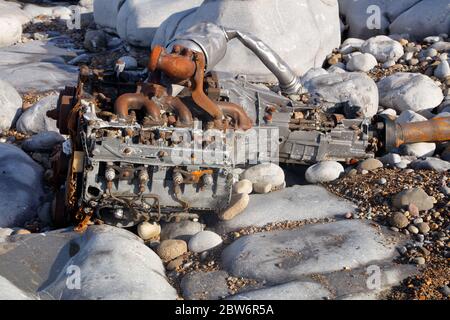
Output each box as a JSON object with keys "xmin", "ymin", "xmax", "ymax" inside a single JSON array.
[
  {"xmin": 396, "ymin": 110, "xmax": 427, "ymax": 124},
  {"xmin": 0, "ymin": 80, "xmax": 22, "ymax": 131},
  {"xmin": 388, "ymin": 212, "xmax": 409, "ymax": 229},
  {"xmin": 400, "ymin": 143, "xmax": 436, "ymax": 158},
  {"xmin": 0, "ymin": 41, "xmax": 78, "ymax": 93},
  {"xmin": 338, "ymin": 0, "xmax": 423, "ymax": 39},
  {"xmin": 117, "ymin": 55, "xmax": 138, "ymax": 70},
  {"xmin": 305, "ymin": 161, "xmax": 344, "ymax": 184},
  {"xmin": 413, "ymin": 257, "xmax": 426, "ymax": 265},
  {"xmin": 305, "ymin": 72, "xmax": 379, "ymax": 117},
  {"xmin": 389, "ymin": 0, "xmax": 450, "ymax": 41},
  {"xmin": 228, "ymin": 281, "xmax": 331, "ymax": 300},
  {"xmin": 181, "ymin": 271, "xmax": 229, "ymax": 300},
  {"xmin": 93, "ymin": 0, "xmax": 125, "ymax": 31},
  {"xmin": 233, "ymin": 179, "xmax": 253, "ymax": 195},
  {"xmin": 410, "ymin": 157, "xmax": 450, "ymax": 172},
  {"xmin": 416, "ymin": 222, "xmax": 430, "ymax": 234},
  {"xmin": 0, "ymin": 13, "xmax": 22, "ymax": 48},
  {"xmin": 83, "ymin": 29, "xmax": 108, "ymax": 52},
  {"xmin": 188, "ymin": 231, "xmax": 223, "ymax": 253},
  {"xmin": 157, "ymin": 239, "xmax": 187, "ymax": 262},
  {"xmin": 434, "ymin": 60, "xmax": 450, "ymax": 80},
  {"xmin": 160, "ymin": 221, "xmax": 204, "ymax": 241},
  {"xmin": 380, "ymin": 153, "xmax": 402, "ymax": 167},
  {"xmin": 392, "ymin": 188, "xmax": 434, "ymax": 211},
  {"xmin": 301, "ymin": 68, "xmax": 329, "ymax": 86},
  {"xmin": 253, "ymin": 182, "xmax": 272, "ymax": 194},
  {"xmin": 222, "ymin": 220, "xmax": 402, "ymax": 284},
  {"xmin": 153, "ymin": 0, "xmax": 341, "ymax": 79},
  {"xmin": 241, "ymin": 163, "xmax": 285, "ymax": 189},
  {"xmin": 21, "ymin": 132, "xmax": 65, "ymax": 152},
  {"xmin": 346, "ymin": 53, "xmax": 378, "ymax": 72},
  {"xmin": 361, "ymin": 36, "xmax": 404, "ymax": 63},
  {"xmin": 214, "ymin": 185, "xmax": 356, "ymax": 234},
  {"xmin": 117, "ymin": 0, "xmax": 203, "ymax": 47},
  {"xmin": 36, "ymin": 225, "xmax": 177, "ymax": 299},
  {"xmin": 137, "ymin": 222, "xmax": 161, "ymax": 240},
  {"xmin": 379, "ymin": 108, "xmax": 398, "ymax": 117},
  {"xmin": 0, "ymin": 275, "xmax": 34, "ymax": 300},
  {"xmin": 357, "ymin": 159, "xmax": 383, "ymax": 171},
  {"xmin": 219, "ymin": 193, "xmax": 250, "ymax": 221},
  {"xmin": 407, "ymin": 225, "xmax": 419, "ymax": 234},
  {"xmin": 16, "ymin": 95, "xmax": 59, "ymax": 134},
  {"xmin": 378, "ymin": 73, "xmax": 444, "ymax": 112},
  {"xmin": 0, "ymin": 144, "xmax": 44, "ymax": 228}
]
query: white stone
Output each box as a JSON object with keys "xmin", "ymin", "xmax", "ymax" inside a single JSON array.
[
  {"xmin": 93, "ymin": 0, "xmax": 125, "ymax": 32},
  {"xmin": 390, "ymin": 0, "xmax": 450, "ymax": 41},
  {"xmin": 233, "ymin": 179, "xmax": 253, "ymax": 195},
  {"xmin": 396, "ymin": 110, "xmax": 427, "ymax": 124},
  {"xmin": 0, "ymin": 41, "xmax": 78, "ymax": 93},
  {"xmin": 16, "ymin": 95, "xmax": 59, "ymax": 135},
  {"xmin": 188, "ymin": 231, "xmax": 223, "ymax": 253},
  {"xmin": 305, "ymin": 72, "xmax": 379, "ymax": 117},
  {"xmin": 378, "ymin": 73, "xmax": 444, "ymax": 112},
  {"xmin": 338, "ymin": 0, "xmax": 422, "ymax": 39},
  {"xmin": 400, "ymin": 143, "xmax": 436, "ymax": 158},
  {"xmin": 0, "ymin": 276, "xmax": 34, "ymax": 300},
  {"xmin": 0, "ymin": 143, "xmax": 44, "ymax": 228},
  {"xmin": 379, "ymin": 108, "xmax": 397, "ymax": 117},
  {"xmin": 241, "ymin": 163, "xmax": 285, "ymax": 189},
  {"xmin": 117, "ymin": 56, "xmax": 138, "ymax": 70},
  {"xmin": 137, "ymin": 222, "xmax": 161, "ymax": 240},
  {"xmin": 117, "ymin": 0, "xmax": 203, "ymax": 47},
  {"xmin": 305, "ymin": 161, "xmax": 344, "ymax": 184},
  {"xmin": 360, "ymin": 36, "xmax": 404, "ymax": 63},
  {"xmin": 301, "ymin": 68, "xmax": 328, "ymax": 86},
  {"xmin": 0, "ymin": 14, "xmax": 22, "ymax": 48},
  {"xmin": 36, "ymin": 225, "xmax": 178, "ymax": 299},
  {"xmin": 0, "ymin": 80, "xmax": 22, "ymax": 131},
  {"xmin": 346, "ymin": 53, "xmax": 378, "ymax": 72},
  {"xmin": 340, "ymin": 38, "xmax": 365, "ymax": 54},
  {"xmin": 153, "ymin": 0, "xmax": 341, "ymax": 79},
  {"xmin": 434, "ymin": 60, "xmax": 450, "ymax": 80}
]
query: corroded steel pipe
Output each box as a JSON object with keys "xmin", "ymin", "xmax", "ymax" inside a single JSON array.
[
  {"xmin": 149, "ymin": 45, "xmax": 196, "ymax": 80},
  {"xmin": 115, "ymin": 93, "xmax": 162, "ymax": 123},
  {"xmin": 217, "ymin": 101, "xmax": 253, "ymax": 131},
  {"xmin": 394, "ymin": 117, "xmax": 450, "ymax": 147}
]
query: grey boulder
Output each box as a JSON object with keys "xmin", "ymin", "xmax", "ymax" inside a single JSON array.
[
  {"xmin": 21, "ymin": 131, "xmax": 65, "ymax": 152},
  {"xmin": 222, "ymin": 220, "xmax": 402, "ymax": 284},
  {"xmin": 377, "ymin": 73, "xmax": 444, "ymax": 113},
  {"xmin": 0, "ymin": 80, "xmax": 22, "ymax": 131},
  {"xmin": 116, "ymin": 0, "xmax": 203, "ymax": 47},
  {"xmin": 305, "ymin": 72, "xmax": 379, "ymax": 117},
  {"xmin": 0, "ymin": 143, "xmax": 44, "ymax": 228},
  {"xmin": 0, "ymin": 225, "xmax": 177, "ymax": 300},
  {"xmin": 16, "ymin": 95, "xmax": 59, "ymax": 135},
  {"xmin": 181, "ymin": 271, "xmax": 230, "ymax": 300},
  {"xmin": 213, "ymin": 185, "xmax": 356, "ymax": 234},
  {"xmin": 389, "ymin": 0, "xmax": 450, "ymax": 41},
  {"xmin": 360, "ymin": 36, "xmax": 404, "ymax": 63},
  {"xmin": 410, "ymin": 158, "xmax": 450, "ymax": 173}
]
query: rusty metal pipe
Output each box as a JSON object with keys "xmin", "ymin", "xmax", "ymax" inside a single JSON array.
[
  {"xmin": 149, "ymin": 45, "xmax": 196, "ymax": 80},
  {"xmin": 217, "ymin": 101, "xmax": 253, "ymax": 131},
  {"xmin": 115, "ymin": 93, "xmax": 162, "ymax": 123},
  {"xmin": 394, "ymin": 117, "xmax": 450, "ymax": 147},
  {"xmin": 162, "ymin": 96, "xmax": 193, "ymax": 127}
]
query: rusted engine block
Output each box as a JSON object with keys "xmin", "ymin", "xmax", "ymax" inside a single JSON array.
[{"xmin": 48, "ymin": 24, "xmax": 450, "ymax": 229}]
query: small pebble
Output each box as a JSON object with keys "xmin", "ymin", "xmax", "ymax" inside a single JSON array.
[
  {"xmin": 413, "ymin": 257, "xmax": 426, "ymax": 265},
  {"xmin": 408, "ymin": 225, "xmax": 419, "ymax": 234}
]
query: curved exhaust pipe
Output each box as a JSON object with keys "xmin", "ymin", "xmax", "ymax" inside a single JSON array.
[{"xmin": 115, "ymin": 93, "xmax": 162, "ymax": 124}]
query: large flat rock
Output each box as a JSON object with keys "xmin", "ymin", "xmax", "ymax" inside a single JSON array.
[
  {"xmin": 0, "ymin": 225, "xmax": 177, "ymax": 300},
  {"xmin": 213, "ymin": 185, "xmax": 356, "ymax": 233},
  {"xmin": 222, "ymin": 220, "xmax": 404, "ymax": 285},
  {"xmin": 0, "ymin": 40, "xmax": 78, "ymax": 93}
]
